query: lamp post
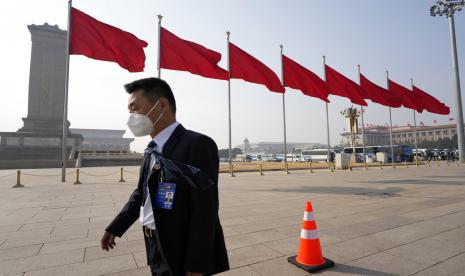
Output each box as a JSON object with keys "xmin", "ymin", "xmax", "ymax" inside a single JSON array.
[{"xmin": 430, "ymin": 0, "xmax": 465, "ymax": 163}]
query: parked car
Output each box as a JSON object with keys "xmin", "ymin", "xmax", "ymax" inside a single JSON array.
[
  {"xmin": 235, "ymin": 154, "xmax": 252, "ymax": 162},
  {"xmin": 260, "ymin": 154, "xmax": 279, "ymax": 162}
]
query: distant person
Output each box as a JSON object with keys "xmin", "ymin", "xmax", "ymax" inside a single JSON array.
[
  {"xmin": 426, "ymin": 151, "xmax": 432, "ymax": 161},
  {"xmin": 100, "ymin": 78, "xmax": 229, "ymax": 276}
]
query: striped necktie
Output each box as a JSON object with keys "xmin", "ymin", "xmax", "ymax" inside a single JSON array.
[{"xmin": 142, "ymin": 140, "xmax": 157, "ymax": 205}]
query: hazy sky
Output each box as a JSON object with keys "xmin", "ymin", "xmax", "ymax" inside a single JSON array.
[{"xmin": 1, "ymin": 0, "xmax": 464, "ymax": 153}]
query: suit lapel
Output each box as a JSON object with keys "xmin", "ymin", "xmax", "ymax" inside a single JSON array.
[{"xmin": 162, "ymin": 124, "xmax": 186, "ymax": 158}]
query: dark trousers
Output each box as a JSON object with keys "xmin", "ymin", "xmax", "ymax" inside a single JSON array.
[{"xmin": 143, "ymin": 226, "xmax": 172, "ymax": 276}]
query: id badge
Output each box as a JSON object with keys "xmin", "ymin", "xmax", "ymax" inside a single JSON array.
[{"xmin": 155, "ymin": 182, "xmax": 176, "ymax": 210}]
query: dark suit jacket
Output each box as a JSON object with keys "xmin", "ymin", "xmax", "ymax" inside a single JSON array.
[{"xmin": 106, "ymin": 124, "xmax": 229, "ymax": 275}]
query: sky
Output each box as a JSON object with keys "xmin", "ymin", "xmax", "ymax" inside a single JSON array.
[{"xmin": 1, "ymin": 0, "xmax": 464, "ymax": 153}]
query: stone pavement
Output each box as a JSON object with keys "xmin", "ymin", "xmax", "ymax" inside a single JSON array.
[{"xmin": 0, "ymin": 164, "xmax": 464, "ymax": 275}]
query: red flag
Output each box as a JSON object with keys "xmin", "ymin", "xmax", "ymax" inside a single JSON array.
[
  {"xmin": 160, "ymin": 27, "xmax": 228, "ymax": 80},
  {"xmin": 325, "ymin": 65, "xmax": 367, "ymax": 106},
  {"xmin": 282, "ymin": 55, "xmax": 329, "ymax": 102},
  {"xmin": 360, "ymin": 74, "xmax": 401, "ymax": 108},
  {"xmin": 388, "ymin": 80, "xmax": 423, "ymax": 112},
  {"xmin": 70, "ymin": 8, "xmax": 148, "ymax": 72},
  {"xmin": 229, "ymin": 43, "xmax": 284, "ymax": 93},
  {"xmin": 412, "ymin": 85, "xmax": 450, "ymax": 115}
]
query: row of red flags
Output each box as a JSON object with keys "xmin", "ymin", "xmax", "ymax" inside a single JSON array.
[{"xmin": 69, "ymin": 7, "xmax": 450, "ymax": 115}]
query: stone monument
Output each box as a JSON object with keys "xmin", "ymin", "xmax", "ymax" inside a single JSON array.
[
  {"xmin": 0, "ymin": 23, "xmax": 83, "ymax": 169},
  {"xmin": 19, "ymin": 23, "xmax": 70, "ymax": 134},
  {"xmin": 0, "ymin": 23, "xmax": 142, "ymax": 169}
]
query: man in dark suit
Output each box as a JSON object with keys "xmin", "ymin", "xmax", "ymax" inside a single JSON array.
[{"xmin": 101, "ymin": 78, "xmax": 229, "ymax": 276}]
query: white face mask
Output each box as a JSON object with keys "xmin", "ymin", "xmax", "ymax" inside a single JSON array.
[{"xmin": 127, "ymin": 101, "xmax": 164, "ymax": 137}]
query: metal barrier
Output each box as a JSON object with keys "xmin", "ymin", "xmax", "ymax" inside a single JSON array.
[
  {"xmin": 119, "ymin": 168, "xmax": 125, "ymax": 183},
  {"xmin": 7, "ymin": 158, "xmax": 463, "ymax": 187},
  {"xmin": 229, "ymin": 163, "xmax": 235, "ymax": 177},
  {"xmin": 284, "ymin": 162, "xmax": 289, "ymax": 175},
  {"xmin": 7, "ymin": 167, "xmax": 140, "ymax": 187},
  {"xmin": 74, "ymin": 169, "xmax": 82, "ymax": 185},
  {"xmin": 12, "ymin": 170, "xmax": 24, "ymax": 188}
]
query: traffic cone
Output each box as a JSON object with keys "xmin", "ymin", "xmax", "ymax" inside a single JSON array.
[{"xmin": 288, "ymin": 201, "xmax": 334, "ymax": 273}]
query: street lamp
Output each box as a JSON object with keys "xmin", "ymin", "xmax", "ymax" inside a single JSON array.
[{"xmin": 430, "ymin": 0, "xmax": 465, "ymax": 163}]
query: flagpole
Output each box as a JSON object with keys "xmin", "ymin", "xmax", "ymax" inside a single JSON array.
[
  {"xmin": 358, "ymin": 64, "xmax": 367, "ymax": 169},
  {"xmin": 411, "ymin": 78, "xmax": 419, "ymax": 167},
  {"xmin": 61, "ymin": 0, "xmax": 72, "ymax": 182},
  {"xmin": 387, "ymin": 70, "xmax": 395, "ymax": 168},
  {"xmin": 280, "ymin": 45, "xmax": 289, "ymax": 174},
  {"xmin": 157, "ymin": 14, "xmax": 163, "ymax": 78},
  {"xmin": 226, "ymin": 31, "xmax": 234, "ymax": 177},
  {"xmin": 323, "ymin": 56, "xmax": 332, "ymax": 171}
]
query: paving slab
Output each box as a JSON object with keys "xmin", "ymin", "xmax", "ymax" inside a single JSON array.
[
  {"xmin": 0, "ymin": 165, "xmax": 464, "ymax": 275},
  {"xmin": 24, "ymin": 254, "xmax": 137, "ymax": 276}
]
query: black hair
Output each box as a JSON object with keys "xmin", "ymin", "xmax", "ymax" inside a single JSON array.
[{"xmin": 124, "ymin": 78, "xmax": 176, "ymax": 114}]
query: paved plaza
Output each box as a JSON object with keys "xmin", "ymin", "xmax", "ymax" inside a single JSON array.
[{"xmin": 0, "ymin": 164, "xmax": 465, "ymax": 275}]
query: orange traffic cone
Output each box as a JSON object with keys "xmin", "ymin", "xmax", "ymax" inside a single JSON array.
[{"xmin": 288, "ymin": 201, "xmax": 334, "ymax": 273}]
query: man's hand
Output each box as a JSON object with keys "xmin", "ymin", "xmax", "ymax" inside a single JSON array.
[
  {"xmin": 186, "ymin": 272, "xmax": 203, "ymax": 276},
  {"xmin": 101, "ymin": 231, "xmax": 116, "ymax": 251}
]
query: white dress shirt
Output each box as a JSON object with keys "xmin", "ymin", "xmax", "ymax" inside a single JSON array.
[{"xmin": 140, "ymin": 121, "xmax": 180, "ymax": 229}]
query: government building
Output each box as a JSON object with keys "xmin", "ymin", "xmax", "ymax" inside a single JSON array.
[
  {"xmin": 237, "ymin": 138, "xmax": 327, "ymax": 155},
  {"xmin": 70, "ymin": 128, "xmax": 134, "ymax": 154},
  {"xmin": 340, "ymin": 123, "xmax": 462, "ymax": 146}
]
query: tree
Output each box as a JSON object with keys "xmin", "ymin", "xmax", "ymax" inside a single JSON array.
[
  {"xmin": 218, "ymin": 148, "xmax": 243, "ymax": 159},
  {"xmin": 406, "ymin": 135, "xmax": 458, "ymax": 149}
]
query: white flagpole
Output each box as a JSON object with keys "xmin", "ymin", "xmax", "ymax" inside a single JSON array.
[
  {"xmin": 323, "ymin": 56, "xmax": 332, "ymax": 171},
  {"xmin": 280, "ymin": 45, "xmax": 289, "ymax": 174},
  {"xmin": 358, "ymin": 64, "xmax": 367, "ymax": 169},
  {"xmin": 157, "ymin": 14, "xmax": 163, "ymax": 78},
  {"xmin": 61, "ymin": 0, "xmax": 72, "ymax": 182},
  {"xmin": 387, "ymin": 70, "xmax": 395, "ymax": 168},
  {"xmin": 411, "ymin": 78, "xmax": 419, "ymax": 167},
  {"xmin": 226, "ymin": 31, "xmax": 234, "ymax": 177}
]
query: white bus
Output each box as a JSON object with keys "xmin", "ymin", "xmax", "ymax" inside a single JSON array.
[{"xmin": 300, "ymin": 149, "xmax": 331, "ymax": 162}]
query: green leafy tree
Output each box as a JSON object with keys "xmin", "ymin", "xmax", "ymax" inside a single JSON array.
[
  {"xmin": 218, "ymin": 148, "xmax": 243, "ymax": 159},
  {"xmin": 405, "ymin": 135, "xmax": 458, "ymax": 149}
]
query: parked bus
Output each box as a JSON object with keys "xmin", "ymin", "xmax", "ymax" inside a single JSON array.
[
  {"xmin": 376, "ymin": 145, "xmax": 413, "ymax": 162},
  {"xmin": 343, "ymin": 146, "xmax": 379, "ymax": 162},
  {"xmin": 300, "ymin": 149, "xmax": 333, "ymax": 162}
]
